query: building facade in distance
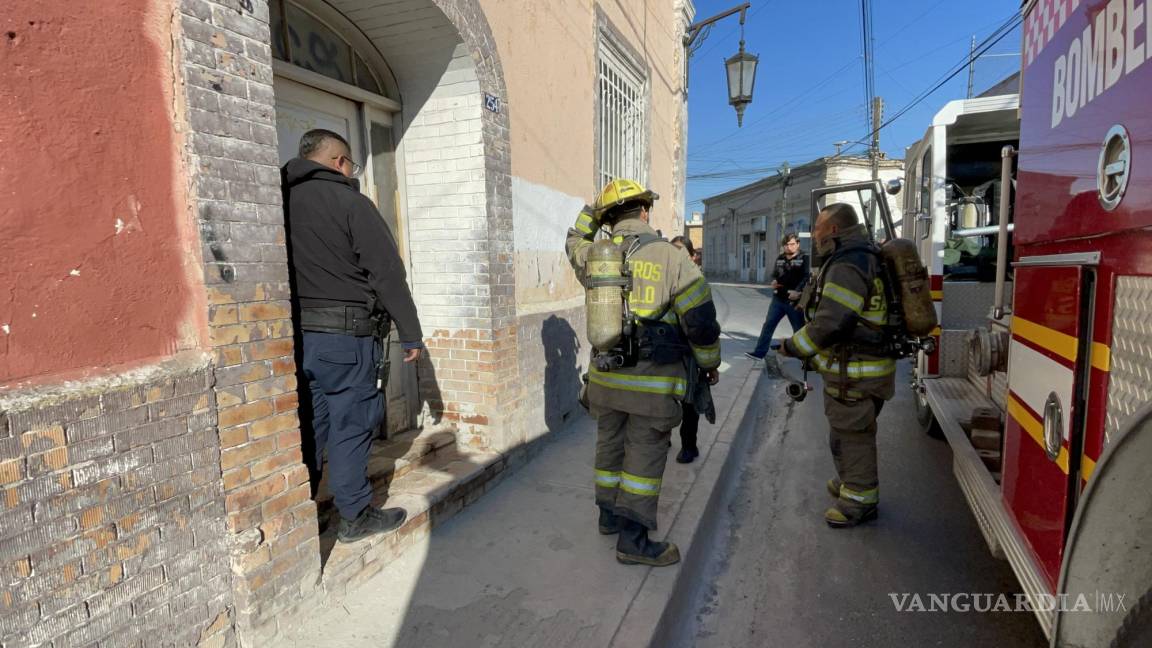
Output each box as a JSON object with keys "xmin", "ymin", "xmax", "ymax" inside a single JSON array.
[{"xmin": 701, "ymin": 156, "xmax": 904, "ymax": 283}]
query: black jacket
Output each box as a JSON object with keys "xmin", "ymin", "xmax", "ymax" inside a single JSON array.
[
  {"xmin": 772, "ymin": 252, "xmax": 809, "ymax": 300},
  {"xmin": 281, "ymin": 158, "xmax": 423, "ymax": 345}
]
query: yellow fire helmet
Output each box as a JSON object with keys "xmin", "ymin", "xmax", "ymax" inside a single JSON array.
[{"xmin": 595, "ymin": 178, "xmax": 659, "ymax": 215}]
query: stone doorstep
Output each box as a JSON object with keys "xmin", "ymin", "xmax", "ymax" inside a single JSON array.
[
  {"xmin": 318, "ymin": 444, "xmax": 505, "ymax": 588},
  {"xmin": 313, "ymin": 427, "xmax": 458, "ymax": 516}
]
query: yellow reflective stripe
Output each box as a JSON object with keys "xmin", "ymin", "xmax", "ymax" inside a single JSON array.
[
  {"xmin": 612, "ymin": 235, "xmax": 625, "ymax": 245},
  {"xmin": 861, "ymin": 310, "xmax": 887, "ymax": 325},
  {"xmin": 1011, "ymin": 316, "xmax": 1078, "ymax": 364},
  {"xmin": 839, "ymin": 485, "xmax": 878, "ymax": 504},
  {"xmin": 620, "ymin": 472, "xmax": 661, "ymax": 496},
  {"xmin": 1007, "ymin": 393, "xmax": 1069, "ymax": 474},
  {"xmin": 588, "ymin": 369, "xmax": 687, "ymax": 396},
  {"xmin": 660, "ymin": 311, "xmax": 679, "ymax": 324},
  {"xmin": 813, "ymin": 355, "xmax": 896, "ymax": 378},
  {"xmin": 632, "ymin": 307, "xmax": 661, "ymax": 318},
  {"xmin": 575, "ymin": 213, "xmax": 595, "ymax": 234},
  {"xmin": 1091, "ymin": 342, "xmax": 1110, "ymax": 372},
  {"xmin": 792, "ymin": 327, "xmax": 819, "ymax": 355},
  {"xmin": 692, "ymin": 342, "xmax": 721, "ymax": 367},
  {"xmin": 673, "ymin": 277, "xmax": 711, "ymax": 314},
  {"xmin": 822, "ymin": 282, "xmax": 865, "ymax": 313},
  {"xmin": 594, "ymin": 469, "xmax": 621, "ymax": 488}
]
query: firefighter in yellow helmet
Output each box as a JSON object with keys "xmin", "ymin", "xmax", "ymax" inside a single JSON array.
[{"xmin": 566, "ymin": 179, "xmax": 722, "ymax": 566}]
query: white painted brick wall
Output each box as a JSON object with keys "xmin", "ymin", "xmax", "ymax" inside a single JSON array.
[{"xmin": 398, "ymin": 41, "xmax": 491, "ymax": 333}]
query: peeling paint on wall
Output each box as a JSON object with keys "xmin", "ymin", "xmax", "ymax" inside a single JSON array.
[{"xmin": 0, "ymin": 0, "xmax": 206, "ymax": 384}]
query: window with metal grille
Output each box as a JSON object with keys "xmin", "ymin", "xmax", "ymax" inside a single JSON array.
[{"xmin": 597, "ymin": 38, "xmax": 648, "ymax": 190}]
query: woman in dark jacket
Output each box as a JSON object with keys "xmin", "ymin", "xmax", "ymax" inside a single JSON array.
[{"xmin": 670, "ymin": 236, "xmax": 703, "ymax": 463}]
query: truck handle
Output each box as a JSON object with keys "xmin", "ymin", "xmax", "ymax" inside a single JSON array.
[{"xmin": 993, "ymin": 145, "xmax": 1017, "ymax": 320}]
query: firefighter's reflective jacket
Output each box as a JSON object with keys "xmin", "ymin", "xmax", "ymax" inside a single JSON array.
[
  {"xmin": 784, "ymin": 224, "xmax": 896, "ymax": 401},
  {"xmin": 567, "ymin": 216, "xmax": 721, "ymax": 418}
]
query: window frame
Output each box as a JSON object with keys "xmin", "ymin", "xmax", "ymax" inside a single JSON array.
[{"xmin": 594, "ymin": 15, "xmax": 651, "ymax": 191}]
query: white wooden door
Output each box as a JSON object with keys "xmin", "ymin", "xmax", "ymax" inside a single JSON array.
[
  {"xmin": 273, "ymin": 77, "xmax": 417, "ymax": 437},
  {"xmin": 274, "ymin": 77, "xmax": 365, "ymax": 168}
]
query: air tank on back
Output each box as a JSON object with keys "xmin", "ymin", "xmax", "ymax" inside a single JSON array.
[
  {"xmin": 880, "ymin": 238, "xmax": 938, "ymax": 337},
  {"xmin": 586, "ymin": 239, "xmax": 628, "ymax": 352}
]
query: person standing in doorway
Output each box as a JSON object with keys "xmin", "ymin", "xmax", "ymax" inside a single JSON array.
[
  {"xmin": 746, "ymin": 233, "xmax": 809, "ymax": 360},
  {"xmin": 282, "ymin": 129, "xmax": 425, "ymax": 543}
]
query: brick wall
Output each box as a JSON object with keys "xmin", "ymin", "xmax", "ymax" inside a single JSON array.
[
  {"xmin": 0, "ymin": 357, "xmax": 233, "ymax": 648},
  {"xmin": 174, "ymin": 0, "xmax": 515, "ymax": 640},
  {"xmin": 177, "ymin": 0, "xmax": 320, "ymax": 642}
]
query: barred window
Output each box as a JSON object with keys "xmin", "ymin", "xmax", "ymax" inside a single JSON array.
[{"xmin": 597, "ymin": 38, "xmax": 648, "ymax": 190}]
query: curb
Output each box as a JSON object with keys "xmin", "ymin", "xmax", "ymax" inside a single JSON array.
[{"xmin": 608, "ymin": 359, "xmax": 778, "ymax": 647}]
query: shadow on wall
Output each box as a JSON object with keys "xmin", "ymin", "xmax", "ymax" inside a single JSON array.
[
  {"xmin": 541, "ymin": 315, "xmax": 582, "ymax": 434},
  {"xmin": 415, "ymin": 352, "xmax": 444, "ymax": 426}
]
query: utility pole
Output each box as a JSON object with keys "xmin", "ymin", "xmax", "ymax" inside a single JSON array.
[
  {"xmin": 870, "ymin": 96, "xmax": 884, "ymax": 232},
  {"xmin": 967, "ymin": 35, "xmax": 977, "ymax": 99},
  {"xmin": 870, "ymin": 96, "xmax": 883, "ymax": 182}
]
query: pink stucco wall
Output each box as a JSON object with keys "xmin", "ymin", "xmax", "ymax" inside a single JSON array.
[{"xmin": 0, "ymin": 0, "xmax": 206, "ymax": 385}]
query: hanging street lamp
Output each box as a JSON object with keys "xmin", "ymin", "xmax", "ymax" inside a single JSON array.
[
  {"xmin": 725, "ymin": 37, "xmax": 758, "ymax": 127},
  {"xmin": 684, "ymin": 2, "xmax": 759, "ymax": 127}
]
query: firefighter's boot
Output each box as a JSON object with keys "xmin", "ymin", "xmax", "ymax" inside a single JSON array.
[
  {"xmin": 615, "ymin": 518, "xmax": 680, "ymax": 566},
  {"xmin": 826, "ymin": 478, "xmax": 842, "ymax": 498},
  {"xmin": 598, "ymin": 506, "xmax": 623, "ymax": 535},
  {"xmin": 824, "ymin": 503, "xmax": 878, "ymax": 528}
]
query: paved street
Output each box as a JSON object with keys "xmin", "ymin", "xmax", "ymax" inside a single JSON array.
[
  {"xmin": 673, "ymin": 285, "xmax": 1049, "ymax": 648},
  {"xmin": 282, "ymin": 283, "xmax": 771, "ymax": 647}
]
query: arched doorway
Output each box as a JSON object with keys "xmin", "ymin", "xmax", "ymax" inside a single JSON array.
[
  {"xmin": 266, "ymin": 0, "xmax": 519, "ymax": 450},
  {"xmin": 269, "ymin": 0, "xmax": 415, "ymax": 435}
]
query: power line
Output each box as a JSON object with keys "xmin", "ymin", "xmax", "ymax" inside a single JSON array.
[{"xmin": 845, "ymin": 12, "xmax": 1022, "ymax": 151}]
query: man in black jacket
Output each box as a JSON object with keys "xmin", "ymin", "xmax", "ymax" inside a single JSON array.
[
  {"xmin": 282, "ymin": 129, "xmax": 424, "ymax": 543},
  {"xmin": 746, "ymin": 233, "xmax": 809, "ymax": 360}
]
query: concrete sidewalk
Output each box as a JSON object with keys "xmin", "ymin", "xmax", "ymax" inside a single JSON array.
[{"xmin": 283, "ymin": 345, "xmax": 772, "ymax": 648}]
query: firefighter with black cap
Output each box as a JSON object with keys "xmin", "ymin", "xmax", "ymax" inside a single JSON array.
[
  {"xmin": 779, "ymin": 202, "xmax": 895, "ymax": 528},
  {"xmin": 566, "ymin": 179, "xmax": 722, "ymax": 566}
]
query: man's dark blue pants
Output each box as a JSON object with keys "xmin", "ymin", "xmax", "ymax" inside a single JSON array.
[
  {"xmin": 301, "ymin": 331, "xmax": 383, "ymax": 521},
  {"xmin": 751, "ymin": 295, "xmax": 806, "ymax": 358}
]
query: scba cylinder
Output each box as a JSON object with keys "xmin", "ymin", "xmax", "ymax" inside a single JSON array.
[
  {"xmin": 586, "ymin": 239, "xmax": 628, "ymax": 353},
  {"xmin": 880, "ymin": 238, "xmax": 938, "ymax": 337}
]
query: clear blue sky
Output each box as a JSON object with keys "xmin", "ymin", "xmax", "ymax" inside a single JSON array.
[{"xmin": 684, "ymin": 0, "xmax": 1022, "ymax": 213}]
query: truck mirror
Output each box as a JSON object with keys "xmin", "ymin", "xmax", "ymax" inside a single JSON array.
[{"xmin": 886, "ymin": 178, "xmax": 904, "ymax": 196}]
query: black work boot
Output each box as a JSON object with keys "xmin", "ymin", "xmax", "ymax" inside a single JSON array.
[
  {"xmin": 337, "ymin": 506, "xmax": 407, "ymax": 543},
  {"xmin": 599, "ymin": 507, "xmax": 623, "ymax": 535},
  {"xmin": 615, "ymin": 518, "xmax": 680, "ymax": 567},
  {"xmin": 675, "ymin": 446, "xmax": 699, "ymax": 464}
]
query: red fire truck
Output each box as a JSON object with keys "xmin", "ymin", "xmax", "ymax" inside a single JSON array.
[{"xmin": 899, "ymin": 0, "xmax": 1152, "ymax": 644}]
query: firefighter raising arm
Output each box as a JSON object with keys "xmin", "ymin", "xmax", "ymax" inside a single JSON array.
[{"xmin": 565, "ymin": 204, "xmax": 601, "ymax": 283}]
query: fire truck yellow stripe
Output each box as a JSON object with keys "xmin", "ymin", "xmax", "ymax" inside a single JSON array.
[
  {"xmin": 1007, "ymin": 393, "xmax": 1069, "ymax": 474},
  {"xmin": 930, "ymin": 290, "xmax": 944, "ymax": 300},
  {"xmin": 1080, "ymin": 455, "xmax": 1097, "ymax": 481},
  {"xmin": 1011, "ymin": 317, "xmax": 1078, "ymax": 365},
  {"xmin": 1091, "ymin": 342, "xmax": 1111, "ymax": 372}
]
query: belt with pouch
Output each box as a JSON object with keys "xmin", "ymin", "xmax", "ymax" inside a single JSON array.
[{"xmin": 300, "ymin": 305, "xmax": 376, "ymax": 336}]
